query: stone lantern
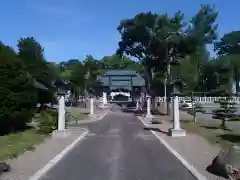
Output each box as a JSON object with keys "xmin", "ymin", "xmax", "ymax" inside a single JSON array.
[
  {"xmin": 168, "ymin": 78, "xmax": 186, "ymax": 137},
  {"xmin": 52, "ymin": 78, "xmax": 71, "ymax": 138}
]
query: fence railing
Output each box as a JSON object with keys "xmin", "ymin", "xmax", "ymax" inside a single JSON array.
[{"xmin": 156, "ymin": 96, "xmax": 240, "ymax": 104}]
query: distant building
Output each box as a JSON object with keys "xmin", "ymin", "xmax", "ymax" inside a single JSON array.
[{"xmin": 98, "ymin": 69, "xmax": 145, "ymax": 101}]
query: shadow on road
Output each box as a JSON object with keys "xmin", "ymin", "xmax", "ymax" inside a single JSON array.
[
  {"xmin": 151, "ymin": 120, "xmax": 163, "ymax": 124},
  {"xmin": 199, "ymin": 125, "xmax": 221, "ymax": 130},
  {"xmin": 121, "ymin": 108, "xmax": 166, "ymax": 115},
  {"xmin": 121, "ymin": 109, "xmax": 146, "ymax": 115},
  {"xmin": 218, "ymin": 134, "xmax": 240, "ymax": 143},
  {"xmin": 143, "ymin": 127, "xmax": 168, "ymax": 135},
  {"xmin": 200, "ymin": 125, "xmax": 232, "ymax": 132}
]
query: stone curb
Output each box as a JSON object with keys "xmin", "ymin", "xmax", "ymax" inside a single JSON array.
[
  {"xmin": 27, "ymin": 128, "xmax": 89, "ymax": 180},
  {"xmin": 137, "ymin": 116, "xmax": 207, "ymax": 180}
]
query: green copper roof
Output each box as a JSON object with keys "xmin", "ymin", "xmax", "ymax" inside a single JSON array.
[
  {"xmin": 33, "ymin": 79, "xmax": 48, "ymax": 90},
  {"xmin": 99, "ymin": 69, "xmax": 145, "ymax": 87},
  {"xmin": 103, "ymin": 69, "xmax": 138, "ymax": 76}
]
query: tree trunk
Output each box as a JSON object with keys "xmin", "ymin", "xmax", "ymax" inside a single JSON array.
[
  {"xmin": 194, "ymin": 115, "xmax": 196, "ymax": 124},
  {"xmin": 235, "ymin": 78, "xmax": 239, "ymax": 93},
  {"xmin": 166, "ymin": 63, "xmax": 171, "ymax": 115},
  {"xmin": 220, "ymin": 119, "xmax": 226, "ymax": 130}
]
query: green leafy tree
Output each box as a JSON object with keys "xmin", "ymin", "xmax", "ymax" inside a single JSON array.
[
  {"xmin": 117, "ymin": 5, "xmax": 218, "ymax": 114},
  {"xmin": 117, "ymin": 12, "xmax": 159, "ymax": 94},
  {"xmin": 215, "ymin": 31, "xmax": 240, "ymax": 93},
  {"xmin": 212, "ymin": 97, "xmax": 237, "ymax": 129},
  {"xmin": 0, "ymin": 42, "xmax": 38, "ymax": 134},
  {"xmin": 18, "ymin": 37, "xmax": 55, "ymax": 107},
  {"xmin": 215, "ymin": 31, "xmax": 240, "ymax": 56},
  {"xmin": 69, "ymin": 60, "xmax": 85, "ymax": 96},
  {"xmin": 100, "ymin": 54, "xmax": 135, "ymax": 69},
  {"xmin": 83, "ymin": 55, "xmax": 101, "ymax": 95}
]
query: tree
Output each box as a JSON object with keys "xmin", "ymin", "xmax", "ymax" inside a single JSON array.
[
  {"xmin": 83, "ymin": 55, "xmax": 101, "ymax": 95},
  {"xmin": 215, "ymin": 31, "xmax": 240, "ymax": 93},
  {"xmin": 215, "ymin": 31, "xmax": 240, "ymax": 56},
  {"xmin": 18, "ymin": 37, "xmax": 56, "ymax": 107},
  {"xmin": 0, "ymin": 42, "xmax": 38, "ymax": 134},
  {"xmin": 69, "ymin": 60, "xmax": 85, "ymax": 96},
  {"xmin": 117, "ymin": 4, "xmax": 218, "ymax": 114},
  {"xmin": 117, "ymin": 12, "xmax": 159, "ymax": 94},
  {"xmin": 212, "ymin": 97, "xmax": 237, "ymax": 129},
  {"xmin": 18, "ymin": 37, "xmax": 46, "ymax": 82}
]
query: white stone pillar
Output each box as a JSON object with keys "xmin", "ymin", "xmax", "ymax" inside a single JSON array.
[
  {"xmin": 110, "ymin": 93, "xmax": 113, "ymax": 101},
  {"xmin": 58, "ymin": 96, "xmax": 66, "ymax": 131},
  {"xmin": 135, "ymin": 100, "xmax": 139, "ymax": 110},
  {"xmin": 168, "ymin": 96, "xmax": 186, "ymax": 137},
  {"xmin": 173, "ymin": 96, "xmax": 180, "ymax": 130},
  {"xmin": 145, "ymin": 96, "xmax": 153, "ymax": 118},
  {"xmin": 90, "ymin": 97, "xmax": 94, "ymax": 115},
  {"xmin": 52, "ymin": 95, "xmax": 70, "ymax": 138},
  {"xmin": 103, "ymin": 92, "xmax": 107, "ymax": 105}
]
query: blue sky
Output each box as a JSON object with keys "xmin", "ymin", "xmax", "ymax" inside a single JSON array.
[{"xmin": 0, "ymin": 0, "xmax": 239, "ymax": 62}]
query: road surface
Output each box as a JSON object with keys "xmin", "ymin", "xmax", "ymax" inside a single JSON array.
[{"xmin": 40, "ymin": 105, "xmax": 196, "ymax": 180}]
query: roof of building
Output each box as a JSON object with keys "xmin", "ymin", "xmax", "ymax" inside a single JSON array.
[
  {"xmin": 103, "ymin": 69, "xmax": 138, "ymax": 76},
  {"xmin": 33, "ymin": 79, "xmax": 48, "ymax": 90},
  {"xmin": 170, "ymin": 78, "xmax": 186, "ymax": 86},
  {"xmin": 98, "ymin": 69, "xmax": 145, "ymax": 87}
]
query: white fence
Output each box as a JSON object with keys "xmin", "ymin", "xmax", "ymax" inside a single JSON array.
[{"xmin": 156, "ymin": 96, "xmax": 240, "ymax": 104}]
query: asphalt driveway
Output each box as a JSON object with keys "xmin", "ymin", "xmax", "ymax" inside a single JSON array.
[{"xmin": 40, "ymin": 108, "xmax": 196, "ymax": 180}]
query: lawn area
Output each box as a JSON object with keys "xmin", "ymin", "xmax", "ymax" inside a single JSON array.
[
  {"xmin": 181, "ymin": 120, "xmax": 240, "ymax": 149},
  {"xmin": 66, "ymin": 107, "xmax": 88, "ymax": 121},
  {"xmin": 0, "ymin": 130, "xmax": 46, "ymax": 161}
]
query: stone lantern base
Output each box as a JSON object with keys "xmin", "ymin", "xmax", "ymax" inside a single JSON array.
[
  {"xmin": 52, "ymin": 129, "xmax": 70, "ymax": 138},
  {"xmin": 145, "ymin": 114, "xmax": 154, "ymax": 119},
  {"xmin": 99, "ymin": 104, "xmax": 108, "ymax": 108},
  {"xmin": 168, "ymin": 128, "xmax": 186, "ymax": 137}
]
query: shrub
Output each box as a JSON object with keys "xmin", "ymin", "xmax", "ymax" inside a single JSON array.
[{"xmin": 38, "ymin": 109, "xmax": 57, "ymax": 134}]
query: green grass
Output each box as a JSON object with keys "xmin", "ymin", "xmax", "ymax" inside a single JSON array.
[
  {"xmin": 181, "ymin": 120, "xmax": 240, "ymax": 149},
  {"xmin": 0, "ymin": 130, "xmax": 46, "ymax": 161},
  {"xmin": 66, "ymin": 107, "xmax": 88, "ymax": 121}
]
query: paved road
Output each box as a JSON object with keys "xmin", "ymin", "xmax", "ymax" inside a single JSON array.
[{"xmin": 40, "ymin": 106, "xmax": 195, "ymax": 180}]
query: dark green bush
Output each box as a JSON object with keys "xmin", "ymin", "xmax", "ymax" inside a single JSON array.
[
  {"xmin": 212, "ymin": 98, "xmax": 237, "ymax": 129},
  {"xmin": 0, "ymin": 43, "xmax": 38, "ymax": 135},
  {"xmin": 229, "ymin": 116, "xmax": 240, "ymax": 121},
  {"xmin": 38, "ymin": 109, "xmax": 57, "ymax": 134}
]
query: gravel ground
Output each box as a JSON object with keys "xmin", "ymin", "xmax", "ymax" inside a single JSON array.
[{"xmin": 139, "ymin": 116, "xmax": 226, "ymax": 180}]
